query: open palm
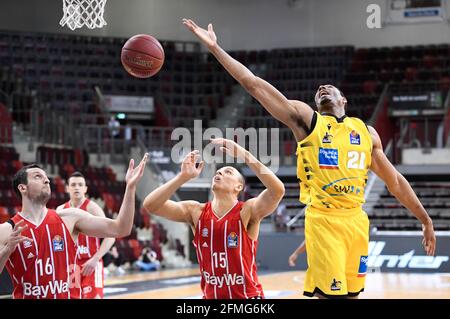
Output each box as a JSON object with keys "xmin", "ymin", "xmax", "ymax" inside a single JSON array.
[
  {"xmin": 182, "ymin": 18, "xmax": 217, "ymax": 49},
  {"xmin": 211, "ymin": 138, "xmax": 247, "ymax": 160},
  {"xmin": 125, "ymin": 153, "xmax": 148, "ymax": 188}
]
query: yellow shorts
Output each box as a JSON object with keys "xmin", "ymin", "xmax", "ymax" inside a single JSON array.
[{"xmin": 303, "ymin": 206, "xmax": 369, "ymax": 298}]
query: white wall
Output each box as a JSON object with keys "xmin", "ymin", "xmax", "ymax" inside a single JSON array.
[
  {"xmin": 0, "ymin": 0, "xmax": 449, "ymax": 50},
  {"xmin": 402, "ymin": 148, "xmax": 450, "ymax": 164}
]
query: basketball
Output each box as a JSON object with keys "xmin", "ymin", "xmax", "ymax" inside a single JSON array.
[{"xmin": 121, "ymin": 34, "xmax": 165, "ymax": 78}]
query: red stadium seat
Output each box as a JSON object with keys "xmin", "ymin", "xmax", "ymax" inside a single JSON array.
[
  {"xmin": 128, "ymin": 239, "xmax": 142, "ymax": 260},
  {"xmin": 0, "ymin": 206, "xmax": 9, "ymax": 223}
]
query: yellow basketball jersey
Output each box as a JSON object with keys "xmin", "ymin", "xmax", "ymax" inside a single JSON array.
[{"xmin": 296, "ymin": 112, "xmax": 373, "ymax": 210}]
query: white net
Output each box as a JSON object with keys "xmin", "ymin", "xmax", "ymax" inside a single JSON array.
[{"xmin": 60, "ymin": 0, "xmax": 107, "ymax": 30}]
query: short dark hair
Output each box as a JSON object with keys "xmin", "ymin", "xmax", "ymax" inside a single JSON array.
[
  {"xmin": 12, "ymin": 164, "xmax": 43, "ymax": 199},
  {"xmin": 67, "ymin": 171, "xmax": 86, "ymax": 185},
  {"xmin": 69, "ymin": 171, "xmax": 85, "ymax": 179}
]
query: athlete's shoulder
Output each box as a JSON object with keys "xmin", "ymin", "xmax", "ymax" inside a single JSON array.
[
  {"xmin": 47, "ymin": 208, "xmax": 67, "ymax": 221},
  {"xmin": 85, "ymin": 199, "xmax": 105, "ymax": 217},
  {"xmin": 55, "ymin": 207, "xmax": 79, "ymax": 220},
  {"xmin": 347, "ymin": 115, "xmax": 369, "ymax": 128}
]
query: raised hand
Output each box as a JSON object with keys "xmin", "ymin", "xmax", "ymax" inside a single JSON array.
[
  {"xmin": 125, "ymin": 153, "xmax": 149, "ymax": 188},
  {"xmin": 182, "ymin": 18, "xmax": 217, "ymax": 49},
  {"xmin": 211, "ymin": 138, "xmax": 248, "ymax": 161},
  {"xmin": 180, "ymin": 150, "xmax": 204, "ymax": 180},
  {"xmin": 5, "ymin": 220, "xmax": 31, "ymax": 253}
]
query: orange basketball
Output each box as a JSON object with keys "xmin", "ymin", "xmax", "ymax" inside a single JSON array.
[{"xmin": 121, "ymin": 34, "xmax": 165, "ymax": 78}]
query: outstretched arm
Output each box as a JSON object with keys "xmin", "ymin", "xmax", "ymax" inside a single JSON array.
[
  {"xmin": 62, "ymin": 154, "xmax": 148, "ymax": 238},
  {"xmin": 143, "ymin": 150, "xmax": 203, "ymax": 226},
  {"xmin": 183, "ymin": 19, "xmax": 313, "ymax": 140},
  {"xmin": 368, "ymin": 126, "xmax": 436, "ymax": 256},
  {"xmin": 212, "ymin": 138, "xmax": 285, "ymax": 221}
]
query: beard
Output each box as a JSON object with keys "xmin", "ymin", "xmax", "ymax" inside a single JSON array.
[{"xmin": 32, "ymin": 190, "xmax": 51, "ymax": 205}]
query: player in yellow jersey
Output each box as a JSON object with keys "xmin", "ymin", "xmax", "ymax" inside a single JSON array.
[{"xmin": 184, "ymin": 18, "xmax": 437, "ymax": 298}]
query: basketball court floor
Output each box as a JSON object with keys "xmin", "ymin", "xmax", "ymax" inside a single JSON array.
[{"xmin": 104, "ymin": 268, "xmax": 450, "ymax": 299}]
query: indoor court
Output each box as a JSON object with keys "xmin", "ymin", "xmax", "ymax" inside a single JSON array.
[{"xmin": 103, "ymin": 269, "xmax": 450, "ymax": 299}]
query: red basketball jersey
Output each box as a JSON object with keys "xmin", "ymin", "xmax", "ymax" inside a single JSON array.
[
  {"xmin": 193, "ymin": 201, "xmax": 264, "ymax": 299},
  {"xmin": 6, "ymin": 209, "xmax": 81, "ymax": 299},
  {"xmin": 63, "ymin": 199, "xmax": 100, "ymax": 262}
]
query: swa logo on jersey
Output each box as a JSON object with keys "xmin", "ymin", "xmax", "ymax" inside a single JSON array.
[
  {"xmin": 52, "ymin": 235, "xmax": 64, "ymax": 252},
  {"xmin": 227, "ymin": 232, "xmax": 238, "ymax": 248},
  {"xmin": 318, "ymin": 148, "xmax": 339, "ymax": 169}
]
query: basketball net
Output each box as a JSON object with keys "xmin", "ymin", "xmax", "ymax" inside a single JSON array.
[{"xmin": 60, "ymin": 0, "xmax": 107, "ymax": 30}]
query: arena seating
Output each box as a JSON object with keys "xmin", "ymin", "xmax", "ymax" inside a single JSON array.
[
  {"xmin": 343, "ymin": 44, "xmax": 450, "ymax": 119},
  {"xmin": 0, "ymin": 30, "xmax": 232, "ymax": 129},
  {"xmin": 371, "ymin": 180, "xmax": 450, "ymax": 231}
]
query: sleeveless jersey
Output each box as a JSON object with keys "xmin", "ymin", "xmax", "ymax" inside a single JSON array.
[
  {"xmin": 63, "ymin": 199, "xmax": 100, "ymax": 262},
  {"xmin": 6, "ymin": 209, "xmax": 81, "ymax": 299},
  {"xmin": 296, "ymin": 112, "xmax": 373, "ymax": 210},
  {"xmin": 193, "ymin": 201, "xmax": 264, "ymax": 299}
]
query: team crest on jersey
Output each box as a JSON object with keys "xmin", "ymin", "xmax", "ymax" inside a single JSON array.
[
  {"xmin": 23, "ymin": 240, "xmax": 32, "ymax": 249},
  {"xmin": 52, "ymin": 235, "xmax": 64, "ymax": 252},
  {"xmin": 322, "ymin": 132, "xmax": 333, "ymax": 144},
  {"xmin": 318, "ymin": 148, "xmax": 339, "ymax": 169},
  {"xmin": 202, "ymin": 227, "xmax": 209, "ymax": 237},
  {"xmin": 350, "ymin": 130, "xmax": 360, "ymax": 145},
  {"xmin": 227, "ymin": 232, "xmax": 238, "ymax": 248}
]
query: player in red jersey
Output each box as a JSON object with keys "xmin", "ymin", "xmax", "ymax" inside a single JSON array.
[
  {"xmin": 0, "ymin": 154, "xmax": 147, "ymax": 299},
  {"xmin": 56, "ymin": 172, "xmax": 115, "ymax": 299},
  {"xmin": 143, "ymin": 138, "xmax": 285, "ymax": 299}
]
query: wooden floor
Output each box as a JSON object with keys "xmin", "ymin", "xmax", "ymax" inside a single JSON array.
[{"xmin": 105, "ymin": 269, "xmax": 450, "ymax": 299}]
